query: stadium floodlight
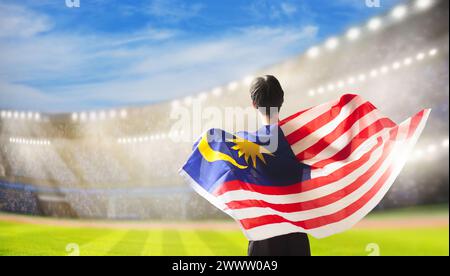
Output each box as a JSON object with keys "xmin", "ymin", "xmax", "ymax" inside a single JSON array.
[
  {"xmin": 109, "ymin": 110, "xmax": 117, "ymax": 119},
  {"xmin": 80, "ymin": 112, "xmax": 87, "ymax": 121},
  {"xmin": 370, "ymin": 69, "xmax": 379, "ymax": 78},
  {"xmin": 71, "ymin": 113, "xmax": 78, "ymax": 121},
  {"xmin": 337, "ymin": 81, "xmax": 345, "ymax": 88},
  {"xmin": 380, "ymin": 66, "xmax": 389, "ymax": 74},
  {"xmin": 318, "ymin": 87, "xmax": 325, "ymax": 94},
  {"xmin": 212, "ymin": 87, "xmax": 223, "ymax": 96},
  {"xmin": 0, "ymin": 110, "xmax": 5, "ymax": 118},
  {"xmin": 442, "ymin": 138, "xmax": 449, "ymax": 148},
  {"xmin": 13, "ymin": 111, "xmax": 19, "ymax": 119},
  {"xmin": 120, "ymin": 109, "xmax": 128, "ymax": 119},
  {"xmin": 34, "ymin": 113, "xmax": 41, "ymax": 121},
  {"xmin": 416, "ymin": 0, "xmax": 434, "ymax": 10},
  {"xmin": 327, "ymin": 84, "xmax": 334, "ymax": 91},
  {"xmin": 198, "ymin": 93, "xmax": 208, "ymax": 101},
  {"xmin": 403, "ymin": 57, "xmax": 413, "ymax": 66},
  {"xmin": 6, "ymin": 111, "xmax": 12, "ymax": 118},
  {"xmin": 346, "ymin": 28, "xmax": 360, "ymax": 41},
  {"xmin": 308, "ymin": 90, "xmax": 315, "ymax": 97},
  {"xmin": 20, "ymin": 112, "xmax": 26, "ymax": 120},
  {"xmin": 368, "ymin": 17, "xmax": 382, "ymax": 31},
  {"xmin": 119, "ymin": 109, "xmax": 127, "ymax": 119},
  {"xmin": 392, "ymin": 62, "xmax": 401, "ymax": 70},
  {"xmin": 138, "ymin": 137, "xmax": 144, "ymax": 143},
  {"xmin": 391, "ymin": 5, "xmax": 407, "ymax": 20},
  {"xmin": 143, "ymin": 136, "xmax": 149, "ymax": 142},
  {"xmin": 347, "ymin": 77, "xmax": 355, "ymax": 84},
  {"xmin": 416, "ymin": 52, "xmax": 425, "ymax": 61},
  {"xmin": 228, "ymin": 82, "xmax": 239, "ymax": 91},
  {"xmin": 307, "ymin": 46, "xmax": 320, "ymax": 58},
  {"xmin": 27, "ymin": 111, "xmax": 33, "ymax": 120},
  {"xmin": 426, "ymin": 144, "xmax": 437, "ymax": 153},
  {"xmin": 89, "ymin": 112, "xmax": 97, "ymax": 121},
  {"xmin": 243, "ymin": 75, "xmax": 254, "ymax": 86},
  {"xmin": 358, "ymin": 74, "xmax": 366, "ymax": 82},
  {"xmin": 99, "ymin": 111, "xmax": 106, "ymax": 120},
  {"xmin": 325, "ymin": 37, "xmax": 339, "ymax": 50},
  {"xmin": 429, "ymin": 48, "xmax": 438, "ymax": 57}
]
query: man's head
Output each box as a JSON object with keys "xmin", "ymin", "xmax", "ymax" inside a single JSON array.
[{"xmin": 250, "ymin": 75, "xmax": 284, "ymax": 119}]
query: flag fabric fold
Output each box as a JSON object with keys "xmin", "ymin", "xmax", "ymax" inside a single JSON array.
[{"xmin": 180, "ymin": 94, "xmax": 430, "ymax": 240}]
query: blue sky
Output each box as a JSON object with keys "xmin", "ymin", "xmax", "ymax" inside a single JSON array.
[{"xmin": 0, "ymin": 0, "xmax": 402, "ymax": 112}]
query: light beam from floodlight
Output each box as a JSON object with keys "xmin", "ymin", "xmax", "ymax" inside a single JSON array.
[
  {"xmin": 416, "ymin": 0, "xmax": 433, "ymax": 10},
  {"xmin": 99, "ymin": 111, "xmax": 106, "ymax": 120},
  {"xmin": 346, "ymin": 28, "xmax": 360, "ymax": 41},
  {"xmin": 307, "ymin": 47, "xmax": 320, "ymax": 58},
  {"xmin": 370, "ymin": 69, "xmax": 379, "ymax": 78},
  {"xmin": 71, "ymin": 113, "xmax": 78, "ymax": 121},
  {"xmin": 228, "ymin": 82, "xmax": 239, "ymax": 91},
  {"xmin": 391, "ymin": 5, "xmax": 407, "ymax": 20},
  {"xmin": 108, "ymin": 110, "xmax": 116, "ymax": 119},
  {"xmin": 443, "ymin": 138, "xmax": 449, "ymax": 148},
  {"xmin": 325, "ymin": 37, "xmax": 339, "ymax": 50},
  {"xmin": 89, "ymin": 112, "xmax": 97, "ymax": 121},
  {"xmin": 120, "ymin": 109, "xmax": 127, "ymax": 119},
  {"xmin": 403, "ymin": 57, "xmax": 412, "ymax": 66},
  {"xmin": 416, "ymin": 52, "xmax": 425, "ymax": 60},
  {"xmin": 368, "ymin": 17, "xmax": 382, "ymax": 31},
  {"xmin": 429, "ymin": 48, "xmax": 438, "ymax": 56},
  {"xmin": 212, "ymin": 87, "xmax": 223, "ymax": 96},
  {"xmin": 426, "ymin": 144, "xmax": 437, "ymax": 153},
  {"xmin": 80, "ymin": 112, "xmax": 87, "ymax": 121},
  {"xmin": 243, "ymin": 76, "xmax": 254, "ymax": 86},
  {"xmin": 392, "ymin": 62, "xmax": 401, "ymax": 70}
]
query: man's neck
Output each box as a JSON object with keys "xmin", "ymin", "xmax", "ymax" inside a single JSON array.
[{"xmin": 261, "ymin": 114, "xmax": 279, "ymax": 125}]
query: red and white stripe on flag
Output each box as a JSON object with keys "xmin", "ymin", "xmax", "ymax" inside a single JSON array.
[{"xmin": 218, "ymin": 94, "xmax": 430, "ymax": 240}]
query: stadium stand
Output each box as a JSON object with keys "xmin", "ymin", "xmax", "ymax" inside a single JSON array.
[{"xmin": 0, "ymin": 0, "xmax": 448, "ymax": 219}]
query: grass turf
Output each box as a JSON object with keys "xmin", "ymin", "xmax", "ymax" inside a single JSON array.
[{"xmin": 0, "ymin": 206, "xmax": 448, "ymax": 256}]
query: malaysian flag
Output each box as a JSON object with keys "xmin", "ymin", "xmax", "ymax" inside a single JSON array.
[{"xmin": 180, "ymin": 94, "xmax": 430, "ymax": 240}]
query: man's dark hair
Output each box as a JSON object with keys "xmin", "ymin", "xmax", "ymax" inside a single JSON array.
[{"xmin": 250, "ymin": 75, "xmax": 284, "ymax": 116}]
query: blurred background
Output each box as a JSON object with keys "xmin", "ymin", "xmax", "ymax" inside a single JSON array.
[{"xmin": 0, "ymin": 0, "xmax": 448, "ymax": 222}]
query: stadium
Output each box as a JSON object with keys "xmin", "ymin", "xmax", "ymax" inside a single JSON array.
[{"xmin": 0, "ymin": 0, "xmax": 448, "ymax": 256}]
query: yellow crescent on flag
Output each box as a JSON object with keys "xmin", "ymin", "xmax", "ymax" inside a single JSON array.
[{"xmin": 198, "ymin": 133, "xmax": 248, "ymax": 169}]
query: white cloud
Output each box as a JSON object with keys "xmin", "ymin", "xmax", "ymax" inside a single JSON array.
[
  {"xmin": 147, "ymin": 0, "xmax": 204, "ymax": 22},
  {"xmin": 0, "ymin": 3, "xmax": 318, "ymax": 112},
  {"xmin": 0, "ymin": 3, "xmax": 53, "ymax": 38},
  {"xmin": 281, "ymin": 2, "xmax": 297, "ymax": 16},
  {"xmin": 49, "ymin": 25, "xmax": 319, "ymax": 110},
  {"xmin": 247, "ymin": 1, "xmax": 300, "ymax": 20}
]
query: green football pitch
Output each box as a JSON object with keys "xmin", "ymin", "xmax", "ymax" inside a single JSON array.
[{"xmin": 0, "ymin": 205, "xmax": 448, "ymax": 256}]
